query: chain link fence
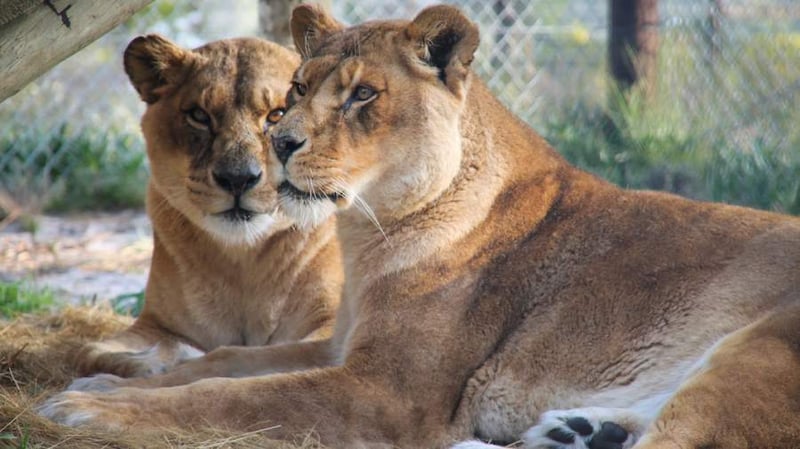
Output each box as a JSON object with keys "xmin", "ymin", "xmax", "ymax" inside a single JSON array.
[{"xmin": 2, "ymin": 0, "xmax": 799, "ymax": 222}]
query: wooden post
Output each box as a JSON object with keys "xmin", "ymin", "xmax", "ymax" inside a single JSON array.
[
  {"xmin": 608, "ymin": 0, "xmax": 659, "ymax": 96},
  {"xmin": 259, "ymin": 0, "xmax": 332, "ymax": 48},
  {"xmin": 0, "ymin": 0, "xmax": 154, "ymax": 103}
]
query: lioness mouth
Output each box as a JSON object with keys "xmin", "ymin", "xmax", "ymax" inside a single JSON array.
[
  {"xmin": 217, "ymin": 207, "xmax": 255, "ymax": 222},
  {"xmin": 278, "ymin": 181, "xmax": 342, "ymax": 202}
]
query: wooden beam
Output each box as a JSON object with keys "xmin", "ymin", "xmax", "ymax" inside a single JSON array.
[{"xmin": 0, "ymin": 0, "xmax": 154, "ymax": 103}]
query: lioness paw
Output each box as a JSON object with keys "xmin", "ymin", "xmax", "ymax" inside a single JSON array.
[
  {"xmin": 450, "ymin": 441, "xmax": 508, "ymax": 449},
  {"xmin": 523, "ymin": 408, "xmax": 641, "ymax": 449},
  {"xmin": 38, "ymin": 389, "xmax": 159, "ymax": 431},
  {"xmin": 38, "ymin": 391, "xmax": 110, "ymax": 429},
  {"xmin": 68, "ymin": 373, "xmax": 127, "ymax": 392}
]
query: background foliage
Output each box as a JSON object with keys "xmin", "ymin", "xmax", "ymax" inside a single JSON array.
[{"xmin": 1, "ymin": 0, "xmax": 798, "ymax": 218}]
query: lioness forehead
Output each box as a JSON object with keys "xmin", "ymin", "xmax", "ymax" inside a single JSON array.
[
  {"xmin": 313, "ymin": 20, "xmax": 407, "ymax": 59},
  {"xmin": 297, "ymin": 20, "xmax": 414, "ymax": 89},
  {"xmin": 190, "ymin": 38, "xmax": 298, "ymax": 111},
  {"xmin": 195, "ymin": 37, "xmax": 296, "ymax": 73}
]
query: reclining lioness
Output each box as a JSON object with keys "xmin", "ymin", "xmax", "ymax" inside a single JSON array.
[
  {"xmin": 73, "ymin": 35, "xmax": 342, "ymax": 381},
  {"xmin": 43, "ymin": 5, "xmax": 800, "ymax": 449}
]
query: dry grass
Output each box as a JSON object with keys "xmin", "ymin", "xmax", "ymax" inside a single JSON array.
[{"xmin": 0, "ymin": 307, "xmax": 322, "ymax": 449}]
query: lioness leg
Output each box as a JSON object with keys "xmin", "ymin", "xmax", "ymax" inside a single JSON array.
[
  {"xmin": 74, "ymin": 322, "xmax": 203, "ymax": 378},
  {"xmin": 41, "ymin": 367, "xmax": 456, "ymax": 447},
  {"xmin": 634, "ymin": 302, "xmax": 800, "ymax": 449},
  {"xmin": 69, "ymin": 339, "xmax": 334, "ymax": 391}
]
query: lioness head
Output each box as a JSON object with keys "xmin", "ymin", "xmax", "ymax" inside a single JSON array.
[
  {"xmin": 270, "ymin": 5, "xmax": 479, "ymax": 228},
  {"xmin": 125, "ymin": 35, "xmax": 300, "ymax": 245}
]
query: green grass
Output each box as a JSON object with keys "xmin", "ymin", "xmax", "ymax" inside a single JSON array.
[
  {"xmin": 0, "ymin": 282, "xmax": 146, "ymax": 319},
  {"xmin": 542, "ymin": 99, "xmax": 800, "ymax": 215},
  {"xmin": 0, "ymin": 281, "xmax": 55, "ymax": 318},
  {"xmin": 0, "ymin": 427, "xmax": 30, "ymax": 449},
  {"xmin": 524, "ymin": 23, "xmax": 800, "ymax": 216},
  {"xmin": 111, "ymin": 290, "xmax": 146, "ymax": 317}
]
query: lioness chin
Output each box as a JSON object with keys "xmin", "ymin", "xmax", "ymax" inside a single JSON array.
[
  {"xmin": 70, "ymin": 35, "xmax": 342, "ymax": 388},
  {"xmin": 43, "ymin": 5, "xmax": 800, "ymax": 449}
]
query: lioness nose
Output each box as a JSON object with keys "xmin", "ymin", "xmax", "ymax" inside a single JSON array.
[
  {"xmin": 271, "ymin": 134, "xmax": 306, "ymax": 165},
  {"xmin": 213, "ymin": 163, "xmax": 262, "ymax": 195}
]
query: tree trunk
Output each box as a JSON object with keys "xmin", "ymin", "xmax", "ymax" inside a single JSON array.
[
  {"xmin": 0, "ymin": 0, "xmax": 154, "ymax": 102},
  {"xmin": 259, "ymin": 0, "xmax": 332, "ymax": 48},
  {"xmin": 608, "ymin": 0, "xmax": 659, "ymax": 96}
]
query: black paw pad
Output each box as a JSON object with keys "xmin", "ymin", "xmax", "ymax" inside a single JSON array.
[
  {"xmin": 546, "ymin": 427, "xmax": 575, "ymax": 444},
  {"xmin": 565, "ymin": 416, "xmax": 594, "ymax": 436},
  {"xmin": 587, "ymin": 422, "xmax": 629, "ymax": 449},
  {"xmin": 597, "ymin": 422, "xmax": 628, "ymax": 443}
]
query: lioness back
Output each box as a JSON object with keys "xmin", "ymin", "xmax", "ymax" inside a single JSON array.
[{"xmin": 74, "ymin": 35, "xmax": 343, "ymax": 379}]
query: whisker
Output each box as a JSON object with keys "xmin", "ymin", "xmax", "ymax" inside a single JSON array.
[
  {"xmin": 353, "ymin": 195, "xmax": 390, "ymax": 245},
  {"xmin": 307, "ymin": 169, "xmax": 318, "ymax": 201},
  {"xmin": 306, "ymin": 174, "xmax": 315, "ymax": 199},
  {"xmin": 331, "ymin": 178, "xmax": 390, "ymax": 245}
]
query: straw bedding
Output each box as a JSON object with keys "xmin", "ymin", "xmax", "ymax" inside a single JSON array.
[{"xmin": 0, "ymin": 307, "xmax": 319, "ymax": 448}]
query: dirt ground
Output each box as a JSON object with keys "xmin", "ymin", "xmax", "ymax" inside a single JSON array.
[{"xmin": 0, "ymin": 210, "xmax": 152, "ymax": 305}]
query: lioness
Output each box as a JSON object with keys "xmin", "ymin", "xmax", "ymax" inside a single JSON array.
[
  {"xmin": 72, "ymin": 35, "xmax": 342, "ymax": 382},
  {"xmin": 42, "ymin": 5, "xmax": 800, "ymax": 449}
]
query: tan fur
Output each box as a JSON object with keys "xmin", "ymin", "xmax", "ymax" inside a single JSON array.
[
  {"xmin": 44, "ymin": 7, "xmax": 800, "ymax": 449},
  {"xmin": 73, "ymin": 35, "xmax": 343, "ymax": 382}
]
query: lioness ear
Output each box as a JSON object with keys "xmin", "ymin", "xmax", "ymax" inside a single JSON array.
[
  {"xmin": 406, "ymin": 5, "xmax": 480, "ymax": 97},
  {"xmin": 123, "ymin": 34, "xmax": 193, "ymax": 104},
  {"xmin": 290, "ymin": 4, "xmax": 344, "ymax": 59}
]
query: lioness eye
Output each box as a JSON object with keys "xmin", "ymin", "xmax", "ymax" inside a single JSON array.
[
  {"xmin": 353, "ymin": 85, "xmax": 376, "ymax": 102},
  {"xmin": 266, "ymin": 108, "xmax": 285, "ymax": 124},
  {"xmin": 186, "ymin": 107, "xmax": 211, "ymax": 127},
  {"xmin": 293, "ymin": 82, "xmax": 307, "ymax": 97}
]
